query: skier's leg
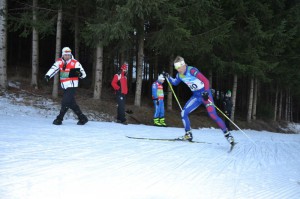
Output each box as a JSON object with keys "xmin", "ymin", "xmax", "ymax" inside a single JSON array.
[
  {"xmin": 178, "ymin": 96, "xmax": 201, "ymax": 141},
  {"xmin": 204, "ymin": 101, "xmax": 227, "ymax": 131},
  {"xmin": 181, "ymin": 96, "xmax": 201, "ymax": 131},
  {"xmin": 158, "ymin": 100, "xmax": 166, "ymax": 126},
  {"xmin": 153, "ymin": 100, "xmax": 161, "ymax": 126},
  {"xmin": 203, "ymin": 96, "xmax": 234, "ymax": 144}
]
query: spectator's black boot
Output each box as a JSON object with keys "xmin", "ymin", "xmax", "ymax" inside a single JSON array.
[
  {"xmin": 77, "ymin": 114, "xmax": 88, "ymax": 125},
  {"xmin": 73, "ymin": 105, "xmax": 88, "ymax": 125},
  {"xmin": 53, "ymin": 107, "xmax": 68, "ymax": 125}
]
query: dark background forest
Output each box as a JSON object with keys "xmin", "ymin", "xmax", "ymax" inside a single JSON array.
[{"xmin": 1, "ymin": 0, "xmax": 300, "ymax": 129}]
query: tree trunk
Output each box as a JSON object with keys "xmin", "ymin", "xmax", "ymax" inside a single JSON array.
[
  {"xmin": 285, "ymin": 90, "xmax": 289, "ymax": 121},
  {"xmin": 290, "ymin": 95, "xmax": 293, "ymax": 122},
  {"xmin": 31, "ymin": 0, "xmax": 39, "ymax": 89},
  {"xmin": 52, "ymin": 6, "xmax": 62, "ymax": 99},
  {"xmin": 167, "ymin": 55, "xmax": 174, "ymax": 111},
  {"xmin": 74, "ymin": 0, "xmax": 79, "ymax": 60},
  {"xmin": 0, "ymin": 0, "xmax": 7, "ymax": 89},
  {"xmin": 247, "ymin": 77, "xmax": 254, "ymax": 122},
  {"xmin": 134, "ymin": 18, "xmax": 144, "ymax": 107},
  {"xmin": 128, "ymin": 48, "xmax": 133, "ymax": 91},
  {"xmin": 278, "ymin": 90, "xmax": 282, "ymax": 120},
  {"xmin": 252, "ymin": 78, "xmax": 258, "ymax": 120},
  {"xmin": 286, "ymin": 89, "xmax": 291, "ymax": 121},
  {"xmin": 231, "ymin": 74, "xmax": 238, "ymax": 121},
  {"xmin": 93, "ymin": 42, "xmax": 103, "ymax": 100},
  {"xmin": 274, "ymin": 85, "xmax": 278, "ymax": 121}
]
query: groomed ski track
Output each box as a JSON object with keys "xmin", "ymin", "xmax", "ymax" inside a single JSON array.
[{"xmin": 0, "ymin": 114, "xmax": 300, "ymax": 199}]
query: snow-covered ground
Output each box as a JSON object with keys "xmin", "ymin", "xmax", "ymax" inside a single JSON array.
[{"xmin": 1, "ymin": 91, "xmax": 300, "ymax": 199}]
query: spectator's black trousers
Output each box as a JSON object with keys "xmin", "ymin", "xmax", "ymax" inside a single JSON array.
[
  {"xmin": 116, "ymin": 91, "xmax": 126, "ymax": 122},
  {"xmin": 57, "ymin": 87, "xmax": 83, "ymax": 120}
]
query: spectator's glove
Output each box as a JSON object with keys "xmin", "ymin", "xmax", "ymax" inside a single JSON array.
[
  {"xmin": 76, "ymin": 70, "xmax": 82, "ymax": 78},
  {"xmin": 202, "ymin": 91, "xmax": 209, "ymax": 101},
  {"xmin": 44, "ymin": 75, "xmax": 50, "ymax": 83},
  {"xmin": 162, "ymin": 71, "xmax": 169, "ymax": 78}
]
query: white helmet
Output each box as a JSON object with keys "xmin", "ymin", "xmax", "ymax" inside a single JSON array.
[
  {"xmin": 158, "ymin": 74, "xmax": 165, "ymax": 82},
  {"xmin": 62, "ymin": 47, "xmax": 72, "ymax": 56}
]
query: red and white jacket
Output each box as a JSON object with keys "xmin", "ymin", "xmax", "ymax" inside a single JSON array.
[
  {"xmin": 46, "ymin": 58, "xmax": 86, "ymax": 89},
  {"xmin": 111, "ymin": 71, "xmax": 128, "ymax": 95}
]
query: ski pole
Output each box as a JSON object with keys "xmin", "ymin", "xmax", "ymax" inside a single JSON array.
[
  {"xmin": 165, "ymin": 77, "xmax": 183, "ymax": 111},
  {"xmin": 208, "ymin": 99, "xmax": 257, "ymax": 146}
]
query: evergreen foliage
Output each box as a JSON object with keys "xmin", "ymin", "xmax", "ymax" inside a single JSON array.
[{"xmin": 5, "ymin": 0, "xmax": 300, "ymax": 122}]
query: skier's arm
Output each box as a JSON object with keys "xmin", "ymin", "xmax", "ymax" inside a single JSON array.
[
  {"xmin": 111, "ymin": 74, "xmax": 120, "ymax": 90},
  {"xmin": 168, "ymin": 74, "xmax": 181, "ymax": 86},
  {"xmin": 152, "ymin": 83, "xmax": 158, "ymax": 99},
  {"xmin": 45, "ymin": 61, "xmax": 60, "ymax": 78}
]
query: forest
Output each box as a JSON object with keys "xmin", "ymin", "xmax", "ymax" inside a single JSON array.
[{"xmin": 0, "ymin": 0, "xmax": 299, "ymax": 123}]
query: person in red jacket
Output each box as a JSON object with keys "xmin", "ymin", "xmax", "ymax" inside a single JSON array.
[{"xmin": 111, "ymin": 63, "xmax": 128, "ymax": 124}]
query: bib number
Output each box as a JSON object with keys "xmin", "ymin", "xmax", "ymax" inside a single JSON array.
[{"xmin": 187, "ymin": 81, "xmax": 204, "ymax": 91}]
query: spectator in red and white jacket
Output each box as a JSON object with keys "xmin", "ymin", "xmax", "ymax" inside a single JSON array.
[
  {"xmin": 45, "ymin": 47, "xmax": 88, "ymax": 125},
  {"xmin": 111, "ymin": 63, "xmax": 128, "ymax": 124}
]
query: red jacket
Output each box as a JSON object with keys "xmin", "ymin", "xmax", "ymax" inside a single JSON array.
[{"xmin": 111, "ymin": 71, "xmax": 128, "ymax": 95}]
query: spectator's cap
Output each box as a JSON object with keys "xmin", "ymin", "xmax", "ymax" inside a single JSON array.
[
  {"xmin": 226, "ymin": 90, "xmax": 232, "ymax": 97},
  {"xmin": 62, "ymin": 47, "xmax": 72, "ymax": 56},
  {"xmin": 121, "ymin": 63, "xmax": 128, "ymax": 71},
  {"xmin": 158, "ymin": 74, "xmax": 165, "ymax": 82}
]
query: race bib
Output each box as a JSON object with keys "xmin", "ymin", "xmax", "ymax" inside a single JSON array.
[{"xmin": 186, "ymin": 79, "xmax": 204, "ymax": 91}]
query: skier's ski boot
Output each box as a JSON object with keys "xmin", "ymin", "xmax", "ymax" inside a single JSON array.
[
  {"xmin": 77, "ymin": 114, "xmax": 88, "ymax": 125},
  {"xmin": 53, "ymin": 117, "xmax": 63, "ymax": 125},
  {"xmin": 224, "ymin": 130, "xmax": 234, "ymax": 145},
  {"xmin": 159, "ymin": 118, "xmax": 167, "ymax": 127},
  {"xmin": 153, "ymin": 118, "xmax": 162, "ymax": 126},
  {"xmin": 178, "ymin": 131, "xmax": 193, "ymax": 141}
]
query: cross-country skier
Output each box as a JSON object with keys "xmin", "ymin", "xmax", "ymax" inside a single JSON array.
[
  {"xmin": 152, "ymin": 74, "xmax": 167, "ymax": 126},
  {"xmin": 45, "ymin": 47, "xmax": 88, "ymax": 125},
  {"xmin": 163, "ymin": 56, "xmax": 234, "ymax": 144}
]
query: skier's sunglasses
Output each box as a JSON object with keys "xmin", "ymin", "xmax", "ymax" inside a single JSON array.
[{"xmin": 174, "ymin": 61, "xmax": 185, "ymax": 69}]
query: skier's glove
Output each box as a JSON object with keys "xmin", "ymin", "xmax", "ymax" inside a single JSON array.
[
  {"xmin": 202, "ymin": 91, "xmax": 209, "ymax": 101},
  {"xmin": 153, "ymin": 99, "xmax": 159, "ymax": 106},
  {"xmin": 44, "ymin": 75, "xmax": 50, "ymax": 83},
  {"xmin": 162, "ymin": 71, "xmax": 169, "ymax": 78}
]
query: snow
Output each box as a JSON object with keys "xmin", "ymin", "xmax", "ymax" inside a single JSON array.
[{"xmin": 1, "ymin": 92, "xmax": 300, "ymax": 199}]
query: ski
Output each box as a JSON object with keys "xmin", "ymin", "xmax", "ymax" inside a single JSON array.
[
  {"xmin": 228, "ymin": 142, "xmax": 237, "ymax": 153},
  {"xmin": 126, "ymin": 136, "xmax": 214, "ymax": 144}
]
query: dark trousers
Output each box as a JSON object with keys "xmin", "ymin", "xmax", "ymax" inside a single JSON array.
[
  {"xmin": 57, "ymin": 87, "xmax": 82, "ymax": 119},
  {"xmin": 225, "ymin": 112, "xmax": 231, "ymax": 131},
  {"xmin": 116, "ymin": 92, "xmax": 126, "ymax": 122}
]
